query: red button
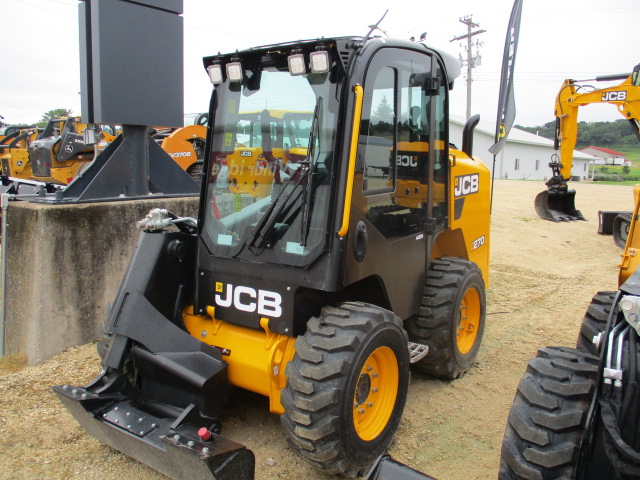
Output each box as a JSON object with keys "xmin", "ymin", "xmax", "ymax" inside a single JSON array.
[{"xmin": 198, "ymin": 427, "xmax": 211, "ymax": 441}]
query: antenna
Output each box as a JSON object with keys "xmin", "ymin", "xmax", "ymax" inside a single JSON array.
[{"xmin": 364, "ymin": 10, "xmax": 389, "ymax": 40}]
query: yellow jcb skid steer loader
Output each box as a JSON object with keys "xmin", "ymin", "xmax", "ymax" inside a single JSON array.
[{"xmin": 54, "ymin": 36, "xmax": 491, "ymax": 479}]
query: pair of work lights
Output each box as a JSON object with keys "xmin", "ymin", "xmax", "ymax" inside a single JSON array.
[{"xmin": 207, "ymin": 49, "xmax": 330, "ymax": 85}]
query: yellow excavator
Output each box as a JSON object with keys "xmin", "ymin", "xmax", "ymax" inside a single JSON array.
[{"xmin": 535, "ymin": 63, "xmax": 640, "ymax": 222}]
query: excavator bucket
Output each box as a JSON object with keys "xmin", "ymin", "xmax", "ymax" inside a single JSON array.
[{"xmin": 534, "ymin": 189, "xmax": 585, "ymax": 222}]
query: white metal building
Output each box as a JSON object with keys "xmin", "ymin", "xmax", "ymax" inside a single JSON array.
[{"xmin": 449, "ymin": 115, "xmax": 598, "ymax": 181}]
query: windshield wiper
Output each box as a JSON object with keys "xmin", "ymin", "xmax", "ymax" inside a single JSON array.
[
  {"xmin": 247, "ymin": 97, "xmax": 322, "ymax": 250},
  {"xmin": 298, "ymin": 96, "xmax": 322, "ymax": 246},
  {"xmin": 247, "ymin": 166, "xmax": 310, "ymax": 249}
]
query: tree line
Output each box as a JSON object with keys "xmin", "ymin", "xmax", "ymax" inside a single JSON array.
[{"xmin": 516, "ymin": 119, "xmax": 638, "ymax": 150}]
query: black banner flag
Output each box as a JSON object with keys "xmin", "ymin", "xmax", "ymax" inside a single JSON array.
[{"xmin": 489, "ymin": 0, "xmax": 523, "ymax": 156}]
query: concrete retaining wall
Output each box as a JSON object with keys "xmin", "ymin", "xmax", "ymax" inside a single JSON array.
[{"xmin": 3, "ymin": 197, "xmax": 199, "ymax": 364}]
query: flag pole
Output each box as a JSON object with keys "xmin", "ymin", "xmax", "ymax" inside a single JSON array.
[{"xmin": 489, "ymin": 0, "xmax": 523, "ymax": 213}]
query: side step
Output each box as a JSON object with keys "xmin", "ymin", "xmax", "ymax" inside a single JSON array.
[
  {"xmin": 408, "ymin": 342, "xmax": 429, "ymax": 363},
  {"xmin": 53, "ymin": 382, "xmax": 255, "ymax": 480}
]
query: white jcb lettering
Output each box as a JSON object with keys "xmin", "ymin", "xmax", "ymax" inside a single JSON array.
[
  {"xmin": 215, "ymin": 284, "xmax": 283, "ymax": 317},
  {"xmin": 234, "ymin": 286, "xmax": 256, "ymax": 312},
  {"xmin": 602, "ymin": 91, "xmax": 627, "ymax": 102},
  {"xmin": 454, "ymin": 174, "xmax": 480, "ymax": 198},
  {"xmin": 395, "ymin": 155, "xmax": 418, "ymax": 167},
  {"xmin": 258, "ymin": 291, "xmax": 283, "ymax": 317}
]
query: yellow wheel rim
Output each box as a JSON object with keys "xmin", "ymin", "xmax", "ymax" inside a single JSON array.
[
  {"xmin": 353, "ymin": 346, "xmax": 399, "ymax": 441},
  {"xmin": 456, "ymin": 287, "xmax": 481, "ymax": 355}
]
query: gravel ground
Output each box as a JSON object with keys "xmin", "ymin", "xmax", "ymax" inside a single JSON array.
[{"xmin": 0, "ymin": 179, "xmax": 632, "ymax": 479}]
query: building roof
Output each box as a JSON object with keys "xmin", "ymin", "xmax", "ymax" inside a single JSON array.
[
  {"xmin": 578, "ymin": 146, "xmax": 627, "ymax": 157},
  {"xmin": 450, "ymin": 115, "xmax": 598, "ymax": 161}
]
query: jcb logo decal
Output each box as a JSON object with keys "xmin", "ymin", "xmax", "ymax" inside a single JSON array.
[
  {"xmin": 602, "ymin": 91, "xmax": 627, "ymax": 102},
  {"xmin": 396, "ymin": 155, "xmax": 418, "ymax": 167},
  {"xmin": 454, "ymin": 174, "xmax": 479, "ymax": 198},
  {"xmin": 215, "ymin": 283, "xmax": 282, "ymax": 317}
]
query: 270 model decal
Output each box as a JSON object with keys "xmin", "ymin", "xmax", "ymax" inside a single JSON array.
[
  {"xmin": 454, "ymin": 173, "xmax": 479, "ymax": 198},
  {"xmin": 472, "ymin": 235, "xmax": 485, "ymax": 250}
]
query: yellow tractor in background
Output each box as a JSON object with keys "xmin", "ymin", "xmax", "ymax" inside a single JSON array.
[
  {"xmin": 535, "ymin": 63, "xmax": 640, "ymax": 223},
  {"xmin": 0, "ymin": 115, "xmax": 208, "ymax": 194},
  {"xmin": 154, "ymin": 113, "xmax": 209, "ymax": 182},
  {"xmin": 54, "ymin": 35, "xmax": 491, "ymax": 479},
  {"xmin": 214, "ymin": 109, "xmax": 314, "ymax": 199},
  {"xmin": 25, "ymin": 117, "xmax": 118, "ymax": 185}
]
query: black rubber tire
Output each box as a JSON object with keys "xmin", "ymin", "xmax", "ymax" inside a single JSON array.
[
  {"xmin": 405, "ymin": 257, "xmax": 486, "ymax": 379},
  {"xmin": 499, "ymin": 346, "xmax": 599, "ymax": 480},
  {"xmin": 576, "ymin": 291, "xmax": 616, "ymax": 356},
  {"xmin": 280, "ymin": 302, "xmax": 410, "ymax": 477}
]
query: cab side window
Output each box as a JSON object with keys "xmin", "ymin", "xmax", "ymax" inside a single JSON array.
[
  {"xmin": 356, "ymin": 48, "xmax": 444, "ymax": 238},
  {"xmin": 358, "ymin": 65, "xmax": 396, "ymax": 192}
]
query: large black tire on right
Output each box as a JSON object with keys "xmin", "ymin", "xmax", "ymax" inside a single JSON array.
[
  {"xmin": 499, "ymin": 346, "xmax": 599, "ymax": 479},
  {"xmin": 576, "ymin": 291, "xmax": 616, "ymax": 356},
  {"xmin": 405, "ymin": 257, "xmax": 486, "ymax": 379}
]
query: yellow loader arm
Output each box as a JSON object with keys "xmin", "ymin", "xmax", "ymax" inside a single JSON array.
[{"xmin": 535, "ymin": 63, "xmax": 640, "ymax": 222}]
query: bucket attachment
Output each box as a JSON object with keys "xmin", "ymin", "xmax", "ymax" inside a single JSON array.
[
  {"xmin": 534, "ymin": 189, "xmax": 585, "ymax": 222},
  {"xmin": 53, "ymin": 382, "xmax": 254, "ymax": 480},
  {"xmin": 598, "ymin": 211, "xmax": 629, "ymax": 235},
  {"xmin": 52, "ymin": 229, "xmax": 255, "ymax": 479},
  {"xmin": 365, "ymin": 455, "xmax": 437, "ymax": 480},
  {"xmin": 613, "ymin": 212, "xmax": 633, "ymax": 248}
]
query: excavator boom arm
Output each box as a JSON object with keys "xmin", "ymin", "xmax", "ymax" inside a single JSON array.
[
  {"xmin": 555, "ymin": 72, "xmax": 640, "ymax": 181},
  {"xmin": 536, "ymin": 64, "xmax": 640, "ymax": 222}
]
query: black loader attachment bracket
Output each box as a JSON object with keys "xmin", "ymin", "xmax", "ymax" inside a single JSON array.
[
  {"xmin": 52, "ymin": 214, "xmax": 254, "ymax": 480},
  {"xmin": 534, "ymin": 156, "xmax": 586, "ymax": 222}
]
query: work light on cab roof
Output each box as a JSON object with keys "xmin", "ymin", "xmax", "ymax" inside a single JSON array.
[
  {"xmin": 309, "ymin": 49, "xmax": 329, "ymax": 73},
  {"xmin": 287, "ymin": 50, "xmax": 306, "ymax": 76},
  {"xmin": 225, "ymin": 59, "xmax": 243, "ymax": 82},
  {"xmin": 206, "ymin": 62, "xmax": 223, "ymax": 84}
]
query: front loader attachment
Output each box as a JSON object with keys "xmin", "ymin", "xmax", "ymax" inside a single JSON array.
[
  {"xmin": 52, "ymin": 227, "xmax": 255, "ymax": 480},
  {"xmin": 53, "ymin": 383, "xmax": 254, "ymax": 480},
  {"xmin": 534, "ymin": 188, "xmax": 585, "ymax": 222}
]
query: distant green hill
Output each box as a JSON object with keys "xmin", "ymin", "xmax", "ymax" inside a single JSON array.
[{"xmin": 516, "ymin": 119, "xmax": 639, "ymax": 162}]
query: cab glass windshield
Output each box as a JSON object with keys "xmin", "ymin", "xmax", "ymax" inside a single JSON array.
[{"xmin": 203, "ymin": 63, "xmax": 339, "ymax": 267}]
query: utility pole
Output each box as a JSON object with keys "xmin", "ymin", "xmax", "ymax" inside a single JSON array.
[{"xmin": 451, "ymin": 15, "xmax": 485, "ymax": 120}]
